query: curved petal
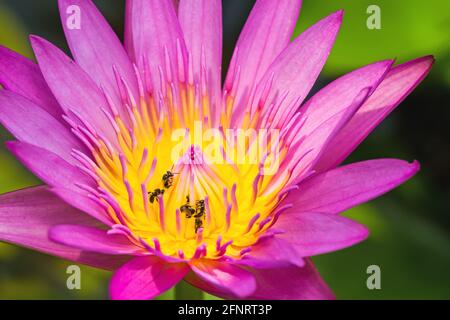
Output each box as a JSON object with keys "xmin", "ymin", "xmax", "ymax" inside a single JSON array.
[
  {"xmin": 284, "ymin": 159, "xmax": 420, "ymax": 215},
  {"xmin": 298, "ymin": 60, "xmax": 394, "ymax": 136},
  {"xmin": 247, "ymin": 10, "xmax": 343, "ymax": 129},
  {"xmin": 189, "ymin": 259, "xmax": 256, "ymax": 298},
  {"xmin": 0, "ymin": 90, "xmax": 86, "ymax": 164},
  {"xmin": 246, "ymin": 260, "xmax": 335, "ymax": 300},
  {"xmin": 225, "ymin": 0, "xmax": 302, "ymax": 123},
  {"xmin": 178, "ymin": 0, "xmax": 222, "ymax": 122},
  {"xmin": 273, "ymin": 212, "xmax": 369, "ymax": 257},
  {"xmin": 187, "ymin": 259, "xmax": 334, "ymax": 300},
  {"xmin": 314, "ymin": 56, "xmax": 434, "ymax": 172},
  {"xmin": 58, "ymin": 0, "xmax": 138, "ymax": 111},
  {"xmin": 109, "ymin": 256, "xmax": 189, "ymax": 300},
  {"xmin": 236, "ymin": 236, "xmax": 305, "ymax": 269},
  {"xmin": 125, "ymin": 0, "xmax": 187, "ymax": 95},
  {"xmin": 0, "ymin": 186, "xmax": 129, "ymax": 270},
  {"xmin": 0, "ymin": 45, "xmax": 61, "ymax": 118},
  {"xmin": 49, "ymin": 224, "xmax": 143, "ymax": 255},
  {"xmin": 50, "ymin": 187, "xmax": 113, "ymax": 226},
  {"xmin": 285, "ymin": 87, "xmax": 371, "ymax": 185},
  {"xmin": 30, "ymin": 36, "xmax": 118, "ymax": 145},
  {"xmin": 280, "ymin": 59, "xmax": 396, "ymax": 182},
  {"xmin": 6, "ymin": 141, "xmax": 94, "ymax": 191}
]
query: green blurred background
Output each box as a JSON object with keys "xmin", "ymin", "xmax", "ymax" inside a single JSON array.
[{"xmin": 0, "ymin": 0, "xmax": 449, "ymax": 299}]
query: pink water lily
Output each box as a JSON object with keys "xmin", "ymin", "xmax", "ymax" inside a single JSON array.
[{"xmin": 0, "ymin": 0, "xmax": 433, "ymax": 300}]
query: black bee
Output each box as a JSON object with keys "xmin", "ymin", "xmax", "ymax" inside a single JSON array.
[
  {"xmin": 195, "ymin": 218, "xmax": 203, "ymax": 234},
  {"xmin": 148, "ymin": 188, "xmax": 165, "ymax": 203},
  {"xmin": 148, "ymin": 167, "xmax": 178, "ymax": 205},
  {"xmin": 194, "ymin": 200, "xmax": 205, "ymax": 218},
  {"xmin": 194, "ymin": 200, "xmax": 206, "ymax": 233},
  {"xmin": 180, "ymin": 196, "xmax": 195, "ymax": 218},
  {"xmin": 162, "ymin": 167, "xmax": 178, "ymax": 189},
  {"xmin": 179, "ymin": 196, "xmax": 206, "ymax": 233}
]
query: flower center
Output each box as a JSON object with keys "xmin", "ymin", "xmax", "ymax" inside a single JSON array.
[{"xmin": 69, "ymin": 64, "xmax": 296, "ymax": 260}]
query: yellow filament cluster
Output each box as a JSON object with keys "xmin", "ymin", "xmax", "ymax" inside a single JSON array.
[{"xmin": 93, "ymin": 84, "xmax": 289, "ymax": 259}]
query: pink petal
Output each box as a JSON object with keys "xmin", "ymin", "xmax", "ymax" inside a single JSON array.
[
  {"xmin": 247, "ymin": 259, "xmax": 335, "ymax": 300},
  {"xmin": 178, "ymin": 0, "xmax": 222, "ymax": 122},
  {"xmin": 6, "ymin": 141, "xmax": 95, "ymax": 191},
  {"xmin": 8, "ymin": 144, "xmax": 108, "ymax": 224},
  {"xmin": 251, "ymin": 10, "xmax": 343, "ymax": 129},
  {"xmin": 0, "ymin": 90, "xmax": 86, "ymax": 165},
  {"xmin": 109, "ymin": 256, "xmax": 189, "ymax": 300},
  {"xmin": 315, "ymin": 56, "xmax": 434, "ymax": 172},
  {"xmin": 50, "ymin": 187, "xmax": 113, "ymax": 226},
  {"xmin": 237, "ymin": 236, "xmax": 305, "ymax": 269},
  {"xmin": 189, "ymin": 259, "xmax": 256, "ymax": 298},
  {"xmin": 280, "ymin": 59, "xmax": 395, "ymax": 179},
  {"xmin": 273, "ymin": 212, "xmax": 369, "ymax": 257},
  {"xmin": 125, "ymin": 0, "xmax": 187, "ymax": 94},
  {"xmin": 49, "ymin": 224, "xmax": 143, "ymax": 255},
  {"xmin": 286, "ymin": 87, "xmax": 371, "ymax": 184},
  {"xmin": 187, "ymin": 259, "xmax": 334, "ymax": 300},
  {"xmin": 284, "ymin": 159, "xmax": 420, "ymax": 215},
  {"xmin": 0, "ymin": 46, "xmax": 61, "ymax": 118},
  {"xmin": 298, "ymin": 60, "xmax": 394, "ymax": 136},
  {"xmin": 30, "ymin": 36, "xmax": 117, "ymax": 145},
  {"xmin": 225, "ymin": 0, "xmax": 302, "ymax": 123},
  {"xmin": 0, "ymin": 186, "xmax": 129, "ymax": 270},
  {"xmin": 58, "ymin": 0, "xmax": 138, "ymax": 111}
]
